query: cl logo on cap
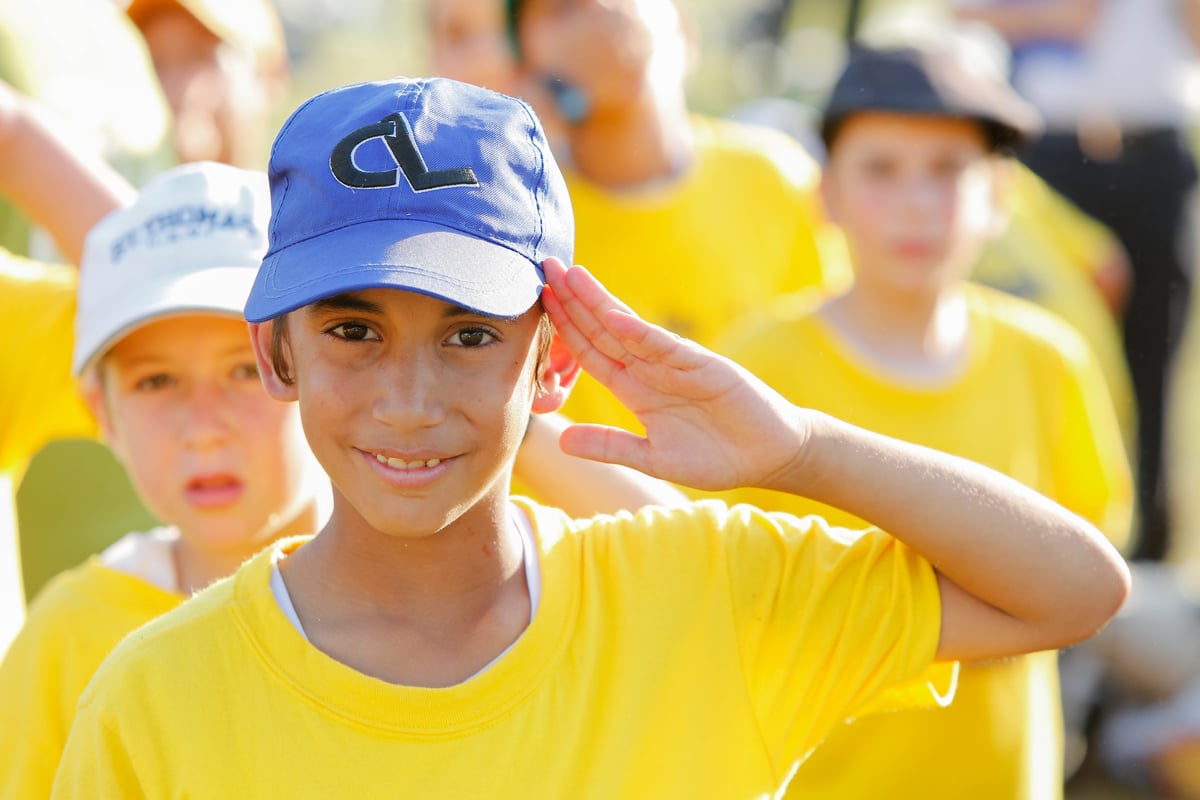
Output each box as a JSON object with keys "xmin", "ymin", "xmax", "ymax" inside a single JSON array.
[{"xmin": 330, "ymin": 113, "xmax": 479, "ymax": 192}]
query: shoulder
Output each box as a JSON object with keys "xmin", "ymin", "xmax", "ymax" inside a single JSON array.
[
  {"xmin": 7, "ymin": 561, "xmax": 105, "ymax": 655},
  {"xmin": 0, "ymin": 252, "xmax": 75, "ymax": 303},
  {"xmin": 718, "ymin": 289, "xmax": 829, "ymax": 363},
  {"xmin": 2, "ymin": 558, "xmax": 178, "ymax": 692},
  {"xmin": 75, "ymin": 564, "xmax": 240, "ymax": 709},
  {"xmin": 22, "ymin": 559, "xmax": 133, "ymax": 627},
  {"xmin": 526, "ymin": 496, "xmax": 871, "ymax": 563},
  {"xmin": 691, "ymin": 114, "xmax": 821, "ymax": 193},
  {"xmin": 968, "ymin": 284, "xmax": 1094, "ymax": 368}
]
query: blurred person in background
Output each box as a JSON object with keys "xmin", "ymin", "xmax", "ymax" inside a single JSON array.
[
  {"xmin": 718, "ymin": 44, "xmax": 1131, "ymax": 800},
  {"xmin": 124, "ymin": 0, "xmax": 290, "ymax": 168},
  {"xmin": 955, "ymin": 0, "xmax": 1200, "ymax": 562},
  {"xmin": 428, "ymin": 0, "xmax": 522, "ymax": 96},
  {"xmin": 425, "ymin": 0, "xmax": 568, "ymax": 154},
  {"xmin": 0, "ymin": 81, "xmax": 134, "ymax": 656},
  {"xmin": 726, "ymin": 12, "xmax": 1137, "ymax": 461},
  {"xmin": 14, "ymin": 0, "xmax": 292, "ymax": 614},
  {"xmin": 0, "ymin": 0, "xmax": 170, "ymax": 614},
  {"xmin": 506, "ymin": 0, "xmax": 839, "ymax": 436},
  {"xmin": 0, "ymin": 0, "xmax": 170, "ymax": 255}
]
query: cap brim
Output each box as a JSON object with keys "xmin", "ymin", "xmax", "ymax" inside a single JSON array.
[
  {"xmin": 244, "ymin": 220, "xmax": 545, "ymax": 323},
  {"xmin": 73, "ymin": 266, "xmax": 256, "ymax": 375}
]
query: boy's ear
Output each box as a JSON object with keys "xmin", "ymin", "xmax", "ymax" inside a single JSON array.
[
  {"xmin": 81, "ymin": 371, "xmax": 122, "ymax": 457},
  {"xmin": 249, "ymin": 321, "xmax": 298, "ymax": 401},
  {"xmin": 531, "ymin": 333, "xmax": 581, "ymax": 414}
]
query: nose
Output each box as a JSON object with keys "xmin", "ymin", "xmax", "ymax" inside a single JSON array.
[
  {"xmin": 371, "ymin": 348, "xmax": 447, "ymax": 430},
  {"xmin": 903, "ymin": 175, "xmax": 943, "ymax": 217},
  {"xmin": 178, "ymin": 380, "xmax": 235, "ymax": 452}
]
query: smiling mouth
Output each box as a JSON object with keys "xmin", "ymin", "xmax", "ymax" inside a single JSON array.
[{"xmin": 373, "ymin": 453, "xmax": 443, "ymax": 471}]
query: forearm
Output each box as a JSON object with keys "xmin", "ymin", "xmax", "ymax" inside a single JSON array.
[
  {"xmin": 515, "ymin": 411, "xmax": 688, "ymax": 517},
  {"xmin": 0, "ymin": 82, "xmax": 134, "ymax": 265},
  {"xmin": 769, "ymin": 412, "xmax": 1129, "ymax": 652}
]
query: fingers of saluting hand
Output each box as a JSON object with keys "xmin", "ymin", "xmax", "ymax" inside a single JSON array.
[
  {"xmin": 542, "ymin": 258, "xmax": 632, "ymax": 374},
  {"xmin": 542, "ymin": 258, "xmax": 706, "ymax": 378}
]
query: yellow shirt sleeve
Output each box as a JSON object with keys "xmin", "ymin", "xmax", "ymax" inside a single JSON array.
[
  {"xmin": 0, "ymin": 561, "xmax": 179, "ymax": 800},
  {"xmin": 0, "ymin": 254, "xmax": 94, "ymax": 479},
  {"xmin": 721, "ymin": 505, "xmax": 953, "ymax": 769}
]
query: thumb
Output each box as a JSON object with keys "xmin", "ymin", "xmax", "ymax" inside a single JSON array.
[{"xmin": 559, "ymin": 423, "xmax": 651, "ymax": 473}]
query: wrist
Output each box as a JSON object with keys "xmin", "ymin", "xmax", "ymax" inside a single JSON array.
[{"xmin": 756, "ymin": 408, "xmax": 830, "ymax": 496}]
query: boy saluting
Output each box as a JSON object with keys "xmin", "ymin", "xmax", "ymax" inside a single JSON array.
[{"xmin": 53, "ymin": 77, "xmax": 1128, "ymax": 798}]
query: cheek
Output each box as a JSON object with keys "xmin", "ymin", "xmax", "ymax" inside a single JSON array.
[
  {"xmin": 243, "ymin": 398, "xmax": 307, "ymax": 459},
  {"xmin": 837, "ymin": 187, "xmax": 893, "ymax": 243},
  {"xmin": 249, "ymin": 405, "xmax": 315, "ymax": 503},
  {"xmin": 295, "ymin": 366, "xmax": 364, "ymax": 458},
  {"xmin": 107, "ymin": 409, "xmax": 178, "ymax": 502}
]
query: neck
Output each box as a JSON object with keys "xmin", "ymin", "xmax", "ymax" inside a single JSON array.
[
  {"xmin": 566, "ymin": 87, "xmax": 694, "ymax": 190},
  {"xmin": 821, "ymin": 282, "xmax": 971, "ymax": 383},
  {"xmin": 173, "ymin": 499, "xmax": 320, "ymax": 595},
  {"xmin": 287, "ymin": 490, "xmax": 524, "ymax": 616},
  {"xmin": 278, "ymin": 491, "xmax": 531, "ymax": 687}
]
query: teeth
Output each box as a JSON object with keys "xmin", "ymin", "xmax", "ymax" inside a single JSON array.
[{"xmin": 375, "ymin": 454, "xmax": 442, "ymax": 470}]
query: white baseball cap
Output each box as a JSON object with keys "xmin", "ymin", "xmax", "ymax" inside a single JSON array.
[{"xmin": 73, "ymin": 160, "xmax": 270, "ymax": 375}]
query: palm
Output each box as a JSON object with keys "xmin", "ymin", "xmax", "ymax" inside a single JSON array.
[{"xmin": 542, "ymin": 258, "xmax": 804, "ymax": 491}]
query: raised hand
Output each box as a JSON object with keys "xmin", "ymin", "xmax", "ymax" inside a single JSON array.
[{"xmin": 541, "ymin": 257, "xmax": 809, "ymax": 491}]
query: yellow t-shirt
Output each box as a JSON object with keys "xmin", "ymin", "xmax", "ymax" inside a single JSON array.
[
  {"xmin": 0, "ymin": 554, "xmax": 179, "ymax": 800},
  {"xmin": 0, "ymin": 255, "xmax": 94, "ymax": 655},
  {"xmin": 561, "ymin": 115, "xmax": 836, "ymax": 434},
  {"xmin": 719, "ymin": 285, "xmax": 1132, "ymax": 800},
  {"xmin": 54, "ymin": 500, "xmax": 954, "ymax": 798},
  {"xmin": 972, "ymin": 163, "xmax": 1136, "ymax": 451}
]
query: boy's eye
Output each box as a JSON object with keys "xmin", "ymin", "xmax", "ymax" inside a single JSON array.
[
  {"xmin": 328, "ymin": 323, "xmax": 379, "ymax": 341},
  {"xmin": 134, "ymin": 373, "xmax": 175, "ymax": 392},
  {"xmin": 449, "ymin": 327, "xmax": 497, "ymax": 348}
]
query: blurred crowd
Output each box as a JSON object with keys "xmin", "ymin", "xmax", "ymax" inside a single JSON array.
[{"xmin": 3, "ymin": 0, "xmax": 1200, "ymax": 798}]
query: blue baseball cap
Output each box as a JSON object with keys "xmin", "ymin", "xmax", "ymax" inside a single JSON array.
[{"xmin": 244, "ymin": 77, "xmax": 573, "ymax": 323}]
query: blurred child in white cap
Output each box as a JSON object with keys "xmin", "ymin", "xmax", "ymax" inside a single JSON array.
[{"xmin": 0, "ymin": 160, "xmax": 324, "ymax": 799}]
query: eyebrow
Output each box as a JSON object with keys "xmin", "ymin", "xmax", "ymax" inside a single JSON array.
[
  {"xmin": 308, "ymin": 292, "xmax": 518, "ymax": 323},
  {"xmin": 308, "ymin": 294, "xmax": 384, "ymax": 315},
  {"xmin": 307, "ymin": 292, "xmax": 518, "ymax": 323}
]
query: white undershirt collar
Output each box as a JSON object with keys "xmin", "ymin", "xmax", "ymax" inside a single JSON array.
[{"xmin": 270, "ymin": 506, "xmax": 540, "ymax": 679}]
